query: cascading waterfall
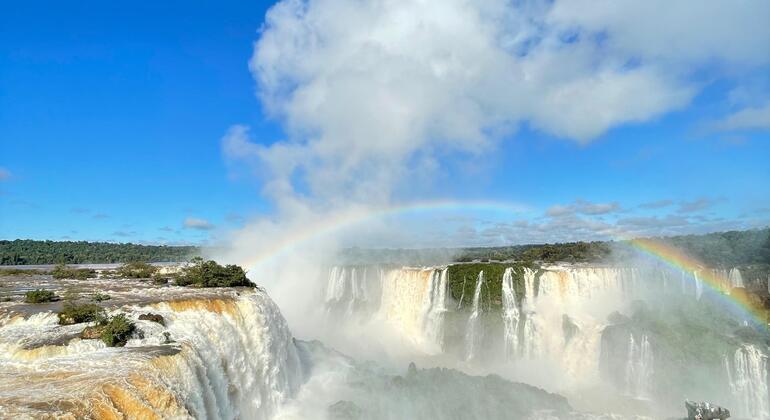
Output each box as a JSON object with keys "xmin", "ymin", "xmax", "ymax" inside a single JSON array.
[
  {"xmin": 324, "ymin": 265, "xmax": 383, "ymax": 318},
  {"xmin": 693, "ymin": 271, "xmax": 703, "ymax": 300},
  {"xmin": 520, "ymin": 267, "xmax": 539, "ymax": 359},
  {"xmin": 379, "ymin": 267, "xmax": 451, "ymax": 352},
  {"xmin": 725, "ymin": 344, "xmax": 770, "ymax": 419},
  {"xmin": 464, "ymin": 271, "xmax": 485, "ymax": 361},
  {"xmin": 729, "ymin": 268, "xmax": 745, "ymax": 289},
  {"xmin": 624, "ymin": 333, "xmax": 654, "ymax": 399},
  {"xmin": 501, "ymin": 267, "xmax": 520, "ymax": 359},
  {"xmin": 422, "ymin": 268, "xmax": 449, "ymax": 351},
  {"xmin": 0, "ymin": 290, "xmax": 305, "ymax": 419}
]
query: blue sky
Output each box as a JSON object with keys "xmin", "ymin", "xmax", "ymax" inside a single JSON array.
[{"xmin": 1, "ymin": 0, "xmax": 769, "ymax": 246}]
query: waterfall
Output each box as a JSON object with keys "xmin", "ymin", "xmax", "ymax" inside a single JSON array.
[
  {"xmin": 324, "ymin": 266, "xmax": 346, "ymax": 305},
  {"xmin": 694, "ymin": 270, "xmax": 703, "ymax": 300},
  {"xmin": 522, "ymin": 267, "xmax": 536, "ymax": 310},
  {"xmin": 0, "ymin": 291, "xmax": 305, "ymax": 419},
  {"xmin": 624, "ymin": 333, "xmax": 654, "ymax": 399},
  {"xmin": 379, "ymin": 267, "xmax": 450, "ymax": 351},
  {"xmin": 725, "ymin": 344, "xmax": 770, "ymax": 419},
  {"xmin": 324, "ymin": 266, "xmax": 382, "ymax": 317},
  {"xmin": 681, "ymin": 270, "xmax": 687, "ymax": 295},
  {"xmin": 729, "ymin": 268, "xmax": 745, "ymax": 289},
  {"xmin": 501, "ymin": 267, "xmax": 520, "ymax": 359},
  {"xmin": 422, "ymin": 268, "xmax": 449, "ymax": 351},
  {"xmin": 465, "ymin": 271, "xmax": 485, "ymax": 361}
]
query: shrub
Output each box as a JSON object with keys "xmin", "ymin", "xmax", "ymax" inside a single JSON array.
[
  {"xmin": 100, "ymin": 314, "xmax": 135, "ymax": 347},
  {"xmin": 176, "ymin": 258, "xmax": 254, "ymax": 288},
  {"xmin": 117, "ymin": 261, "xmax": 158, "ymax": 279},
  {"xmin": 151, "ymin": 275, "xmax": 169, "ymax": 285},
  {"xmin": 91, "ymin": 291, "xmax": 111, "ymax": 302},
  {"xmin": 24, "ymin": 289, "xmax": 58, "ymax": 303},
  {"xmin": 52, "ymin": 264, "xmax": 96, "ymax": 280},
  {"xmin": 0, "ymin": 268, "xmax": 51, "ymax": 276},
  {"xmin": 58, "ymin": 302, "xmax": 105, "ymax": 325}
]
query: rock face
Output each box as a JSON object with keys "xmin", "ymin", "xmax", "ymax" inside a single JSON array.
[
  {"xmin": 80, "ymin": 325, "xmax": 106, "ymax": 340},
  {"xmin": 138, "ymin": 313, "xmax": 165, "ymax": 326},
  {"xmin": 685, "ymin": 400, "xmax": 730, "ymax": 420}
]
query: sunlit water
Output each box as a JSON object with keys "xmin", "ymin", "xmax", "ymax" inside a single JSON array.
[{"xmin": 1, "ymin": 264, "xmax": 767, "ymax": 419}]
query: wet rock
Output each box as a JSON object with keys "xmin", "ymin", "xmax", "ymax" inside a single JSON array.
[
  {"xmin": 685, "ymin": 400, "xmax": 730, "ymax": 420},
  {"xmin": 562, "ymin": 314, "xmax": 580, "ymax": 344},
  {"xmin": 607, "ymin": 311, "xmax": 630, "ymax": 325},
  {"xmin": 328, "ymin": 400, "xmax": 363, "ymax": 420},
  {"xmin": 407, "ymin": 361, "xmax": 418, "ymax": 377},
  {"xmin": 138, "ymin": 313, "xmax": 165, "ymax": 326},
  {"xmin": 80, "ymin": 325, "xmax": 106, "ymax": 340}
]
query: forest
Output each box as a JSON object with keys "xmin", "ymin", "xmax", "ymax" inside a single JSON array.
[
  {"xmin": 0, "ymin": 240, "xmax": 199, "ymax": 265},
  {"xmin": 2, "ymin": 227, "xmax": 768, "ymax": 266},
  {"xmin": 454, "ymin": 228, "xmax": 770, "ymax": 266}
]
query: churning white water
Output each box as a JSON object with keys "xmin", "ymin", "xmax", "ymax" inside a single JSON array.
[{"xmin": 0, "ymin": 289, "xmax": 304, "ymax": 419}]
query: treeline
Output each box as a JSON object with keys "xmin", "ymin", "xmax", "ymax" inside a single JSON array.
[
  {"xmin": 454, "ymin": 228, "xmax": 770, "ymax": 266},
  {"xmin": 651, "ymin": 228, "xmax": 770, "ymax": 266},
  {"xmin": 456, "ymin": 241, "xmax": 612, "ymax": 264},
  {"xmin": 0, "ymin": 240, "xmax": 200, "ymax": 265}
]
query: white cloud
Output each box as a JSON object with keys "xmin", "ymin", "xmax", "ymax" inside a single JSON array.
[
  {"xmin": 183, "ymin": 217, "xmax": 215, "ymax": 230},
  {"xmin": 677, "ymin": 197, "xmax": 720, "ymax": 214},
  {"xmin": 546, "ymin": 199, "xmax": 621, "ymax": 217},
  {"xmin": 238, "ymin": 0, "xmax": 768, "ymax": 206},
  {"xmin": 219, "ymin": 0, "xmax": 769, "ymax": 265},
  {"xmin": 713, "ymin": 102, "xmax": 770, "ymax": 132},
  {"xmin": 0, "ymin": 168, "xmax": 10, "ymax": 181},
  {"xmin": 639, "ymin": 200, "xmax": 674, "ymax": 209},
  {"xmin": 547, "ymin": 0, "xmax": 770, "ymax": 68}
]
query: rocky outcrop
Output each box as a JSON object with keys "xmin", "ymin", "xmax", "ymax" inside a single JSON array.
[
  {"xmin": 80, "ymin": 325, "xmax": 106, "ymax": 340},
  {"xmin": 685, "ymin": 400, "xmax": 730, "ymax": 420},
  {"xmin": 138, "ymin": 313, "xmax": 165, "ymax": 326}
]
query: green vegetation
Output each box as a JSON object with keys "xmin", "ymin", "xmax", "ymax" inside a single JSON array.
[
  {"xmin": 447, "ymin": 262, "xmax": 536, "ymax": 311},
  {"xmin": 649, "ymin": 228, "xmax": 770, "ymax": 266},
  {"xmin": 0, "ymin": 268, "xmax": 51, "ymax": 276},
  {"xmin": 24, "ymin": 289, "xmax": 58, "ymax": 303},
  {"xmin": 0, "ymin": 239, "xmax": 199, "ymax": 265},
  {"xmin": 91, "ymin": 291, "xmax": 111, "ymax": 302},
  {"xmin": 151, "ymin": 274, "xmax": 170, "ymax": 285},
  {"xmin": 51, "ymin": 264, "xmax": 96, "ymax": 280},
  {"xmin": 456, "ymin": 241, "xmax": 611, "ymax": 264},
  {"xmin": 100, "ymin": 314, "xmax": 136, "ymax": 347},
  {"xmin": 58, "ymin": 302, "xmax": 106, "ymax": 325},
  {"xmin": 454, "ymin": 228, "xmax": 770, "ymax": 266},
  {"xmin": 116, "ymin": 261, "xmax": 158, "ymax": 278},
  {"xmin": 175, "ymin": 258, "xmax": 254, "ymax": 288}
]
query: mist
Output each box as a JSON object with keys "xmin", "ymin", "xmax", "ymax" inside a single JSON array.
[{"xmin": 205, "ymin": 0, "xmax": 770, "ymax": 419}]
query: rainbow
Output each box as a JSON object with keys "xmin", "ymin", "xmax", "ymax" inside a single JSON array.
[
  {"xmin": 240, "ymin": 199, "xmax": 528, "ymax": 268},
  {"xmin": 629, "ymin": 237, "xmax": 767, "ymax": 329},
  {"xmin": 239, "ymin": 199, "xmax": 766, "ymax": 329}
]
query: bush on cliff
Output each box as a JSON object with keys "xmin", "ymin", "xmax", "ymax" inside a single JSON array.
[
  {"xmin": 175, "ymin": 257, "xmax": 254, "ymax": 288},
  {"xmin": 100, "ymin": 314, "xmax": 136, "ymax": 347}
]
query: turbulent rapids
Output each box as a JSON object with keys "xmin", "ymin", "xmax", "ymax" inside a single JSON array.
[
  {"xmin": 0, "ymin": 276, "xmax": 302, "ymax": 419},
  {"xmin": 1, "ymin": 261, "xmax": 769, "ymax": 419}
]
